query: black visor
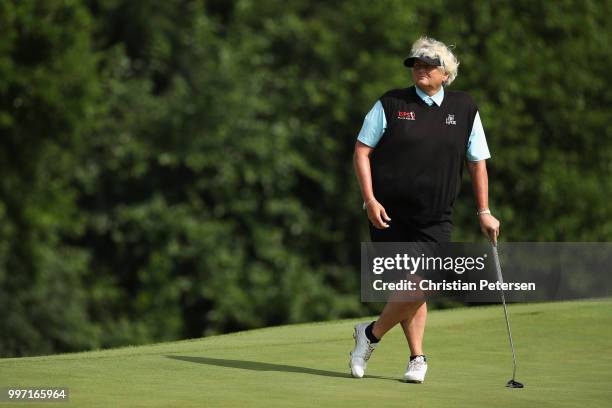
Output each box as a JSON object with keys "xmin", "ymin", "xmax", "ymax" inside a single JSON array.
[{"xmin": 404, "ymin": 55, "xmax": 441, "ymax": 67}]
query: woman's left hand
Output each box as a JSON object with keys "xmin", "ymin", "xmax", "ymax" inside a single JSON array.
[{"xmin": 479, "ymin": 213, "xmax": 500, "ymax": 244}]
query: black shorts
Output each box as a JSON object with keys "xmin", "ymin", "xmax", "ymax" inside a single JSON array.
[
  {"xmin": 369, "ymin": 217, "xmax": 453, "ymax": 244},
  {"xmin": 368, "ymin": 218, "xmax": 455, "ymax": 301}
]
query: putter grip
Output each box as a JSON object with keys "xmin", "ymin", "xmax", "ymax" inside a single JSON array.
[{"xmin": 491, "ymin": 244, "xmax": 505, "ymax": 285}]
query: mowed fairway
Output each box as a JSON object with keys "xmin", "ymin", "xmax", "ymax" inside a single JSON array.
[{"xmin": 1, "ymin": 299, "xmax": 611, "ymax": 407}]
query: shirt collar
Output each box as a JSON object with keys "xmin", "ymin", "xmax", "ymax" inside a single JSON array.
[{"xmin": 415, "ymin": 86, "xmax": 444, "ymax": 106}]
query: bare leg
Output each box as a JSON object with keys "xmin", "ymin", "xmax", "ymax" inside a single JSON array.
[
  {"xmin": 399, "ymin": 302, "xmax": 427, "ymax": 355},
  {"xmin": 371, "ymin": 301, "xmax": 427, "ymax": 357}
]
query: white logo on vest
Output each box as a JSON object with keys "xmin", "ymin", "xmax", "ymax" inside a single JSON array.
[{"xmin": 445, "ymin": 114, "xmax": 456, "ymax": 125}]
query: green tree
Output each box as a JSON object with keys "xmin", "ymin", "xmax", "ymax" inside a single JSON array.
[
  {"xmin": 1, "ymin": 0, "xmax": 610, "ymax": 356},
  {"xmin": 0, "ymin": 0, "xmax": 101, "ymax": 356}
]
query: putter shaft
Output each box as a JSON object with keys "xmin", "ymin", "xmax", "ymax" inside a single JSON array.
[{"xmin": 491, "ymin": 243, "xmax": 520, "ymax": 385}]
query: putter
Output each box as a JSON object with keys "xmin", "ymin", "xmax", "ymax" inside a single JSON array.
[{"xmin": 491, "ymin": 242, "xmax": 524, "ymax": 388}]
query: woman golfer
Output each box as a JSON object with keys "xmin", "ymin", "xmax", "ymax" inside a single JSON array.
[{"xmin": 351, "ymin": 36, "xmax": 500, "ymax": 382}]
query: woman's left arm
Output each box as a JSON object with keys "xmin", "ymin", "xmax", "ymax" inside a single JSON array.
[{"xmin": 467, "ymin": 160, "xmax": 500, "ymax": 244}]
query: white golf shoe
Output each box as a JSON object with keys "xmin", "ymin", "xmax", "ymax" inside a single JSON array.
[
  {"xmin": 349, "ymin": 322, "xmax": 378, "ymax": 378},
  {"xmin": 403, "ymin": 355, "xmax": 428, "ymax": 383}
]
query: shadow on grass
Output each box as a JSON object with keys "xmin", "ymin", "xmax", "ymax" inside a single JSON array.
[{"xmin": 165, "ymin": 355, "xmax": 395, "ymax": 381}]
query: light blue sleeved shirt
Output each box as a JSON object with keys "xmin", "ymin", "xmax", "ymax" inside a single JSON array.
[{"xmin": 357, "ymin": 87, "xmax": 491, "ymax": 161}]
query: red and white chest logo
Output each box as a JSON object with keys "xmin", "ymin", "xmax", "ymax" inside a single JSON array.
[{"xmin": 397, "ymin": 111, "xmax": 415, "ymax": 120}]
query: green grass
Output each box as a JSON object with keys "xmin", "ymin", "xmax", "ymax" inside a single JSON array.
[{"xmin": 1, "ymin": 299, "xmax": 611, "ymax": 407}]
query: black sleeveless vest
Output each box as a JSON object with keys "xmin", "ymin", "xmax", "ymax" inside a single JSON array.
[{"xmin": 370, "ymin": 86, "xmax": 478, "ymax": 225}]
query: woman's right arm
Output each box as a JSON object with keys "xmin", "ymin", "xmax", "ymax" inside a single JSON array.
[{"xmin": 353, "ymin": 141, "xmax": 391, "ymax": 229}]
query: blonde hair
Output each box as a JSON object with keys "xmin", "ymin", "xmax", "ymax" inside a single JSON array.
[{"xmin": 409, "ymin": 36, "xmax": 459, "ymax": 86}]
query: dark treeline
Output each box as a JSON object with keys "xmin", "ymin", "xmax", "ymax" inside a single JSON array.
[{"xmin": 0, "ymin": 0, "xmax": 610, "ymax": 356}]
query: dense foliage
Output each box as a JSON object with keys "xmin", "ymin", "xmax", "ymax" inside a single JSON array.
[{"xmin": 1, "ymin": 0, "xmax": 610, "ymax": 356}]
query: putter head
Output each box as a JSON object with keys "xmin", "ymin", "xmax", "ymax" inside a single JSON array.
[{"xmin": 506, "ymin": 379, "xmax": 524, "ymax": 388}]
